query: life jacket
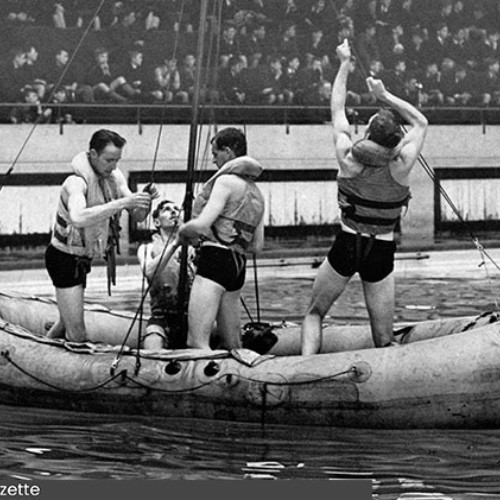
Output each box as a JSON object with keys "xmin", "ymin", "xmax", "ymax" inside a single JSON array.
[
  {"xmin": 192, "ymin": 155, "xmax": 265, "ymax": 254},
  {"xmin": 147, "ymin": 234, "xmax": 195, "ymax": 315},
  {"xmin": 338, "ymin": 139, "xmax": 410, "ymax": 235},
  {"xmin": 51, "ymin": 151, "xmax": 121, "ymax": 259}
]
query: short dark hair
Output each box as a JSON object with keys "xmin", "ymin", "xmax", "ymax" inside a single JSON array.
[
  {"xmin": 211, "ymin": 127, "xmax": 247, "ymax": 157},
  {"xmin": 152, "ymin": 199, "xmax": 175, "ymax": 219},
  {"xmin": 89, "ymin": 129, "xmax": 126, "ymax": 154},
  {"xmin": 367, "ymin": 109, "xmax": 403, "ymax": 149}
]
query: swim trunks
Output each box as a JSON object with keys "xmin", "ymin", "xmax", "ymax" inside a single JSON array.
[
  {"xmin": 327, "ymin": 230, "xmax": 396, "ymax": 283},
  {"xmin": 45, "ymin": 244, "xmax": 92, "ymax": 288},
  {"xmin": 196, "ymin": 244, "xmax": 246, "ymax": 291}
]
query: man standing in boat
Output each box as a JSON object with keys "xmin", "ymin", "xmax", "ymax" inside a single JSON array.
[
  {"xmin": 301, "ymin": 40, "xmax": 428, "ymax": 355},
  {"xmin": 178, "ymin": 127, "xmax": 265, "ymax": 350},
  {"xmin": 45, "ymin": 129, "xmax": 158, "ymax": 342}
]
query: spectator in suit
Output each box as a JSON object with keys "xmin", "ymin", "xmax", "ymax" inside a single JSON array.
[
  {"xmin": 294, "ymin": 55, "xmax": 323, "ymax": 105},
  {"xmin": 423, "ymin": 22, "xmax": 453, "ymax": 68},
  {"xmin": 118, "ymin": 46, "xmax": 156, "ymax": 102},
  {"xmin": 23, "ymin": 45, "xmax": 47, "ymax": 101},
  {"xmin": 419, "ymin": 61, "xmax": 444, "ymax": 106},
  {"xmin": 84, "ymin": 47, "xmax": 128, "ymax": 103},
  {"xmin": 241, "ymin": 22, "xmax": 270, "ymax": 61},
  {"xmin": 301, "ymin": 27, "xmax": 329, "ymax": 60},
  {"xmin": 464, "ymin": 28, "xmax": 491, "ymax": 72},
  {"xmin": 244, "ymin": 55, "xmax": 289, "ymax": 105},
  {"xmin": 304, "ymin": 0, "xmax": 336, "ymax": 35},
  {"xmin": 480, "ymin": 58, "xmax": 500, "ymax": 106},
  {"xmin": 0, "ymin": 48, "xmax": 30, "ymax": 103},
  {"xmin": 449, "ymin": 28, "xmax": 467, "ymax": 67},
  {"xmin": 442, "ymin": 65, "xmax": 479, "ymax": 106},
  {"xmin": 383, "ymin": 59, "xmax": 410, "ymax": 100},
  {"xmin": 405, "ymin": 26, "xmax": 427, "ymax": 73},
  {"xmin": 276, "ymin": 21, "xmax": 300, "ymax": 62},
  {"xmin": 218, "ymin": 55, "xmax": 246, "ymax": 104},
  {"xmin": 219, "ymin": 22, "xmax": 241, "ymax": 61},
  {"xmin": 43, "ymin": 48, "xmax": 93, "ymax": 104},
  {"xmin": 448, "ymin": 0, "xmax": 467, "ymax": 33},
  {"xmin": 10, "ymin": 85, "xmax": 52, "ymax": 124}
]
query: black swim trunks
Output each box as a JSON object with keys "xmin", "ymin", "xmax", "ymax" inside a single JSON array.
[
  {"xmin": 327, "ymin": 230, "xmax": 396, "ymax": 283},
  {"xmin": 196, "ymin": 244, "xmax": 246, "ymax": 292},
  {"xmin": 45, "ymin": 244, "xmax": 92, "ymax": 288}
]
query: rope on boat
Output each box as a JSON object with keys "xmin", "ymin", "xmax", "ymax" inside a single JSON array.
[
  {"xmin": 119, "ymin": 367, "xmax": 357, "ymax": 394},
  {"xmin": 0, "ymin": 349, "xmax": 128, "ymax": 393},
  {"xmin": 0, "ymin": 347, "xmax": 357, "ymax": 395}
]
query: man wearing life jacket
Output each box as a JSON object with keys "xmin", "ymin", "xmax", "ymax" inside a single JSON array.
[
  {"xmin": 137, "ymin": 200, "xmax": 196, "ymax": 350},
  {"xmin": 45, "ymin": 129, "xmax": 158, "ymax": 343},
  {"xmin": 301, "ymin": 40, "xmax": 428, "ymax": 354},
  {"xmin": 178, "ymin": 127, "xmax": 265, "ymax": 350}
]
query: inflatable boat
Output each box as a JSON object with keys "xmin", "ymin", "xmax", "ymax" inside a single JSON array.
[{"xmin": 0, "ymin": 290, "xmax": 499, "ymax": 429}]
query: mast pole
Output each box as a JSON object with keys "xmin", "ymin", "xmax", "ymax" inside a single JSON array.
[
  {"xmin": 177, "ymin": 0, "xmax": 210, "ymax": 345},
  {"xmin": 184, "ymin": 0, "xmax": 209, "ymax": 222}
]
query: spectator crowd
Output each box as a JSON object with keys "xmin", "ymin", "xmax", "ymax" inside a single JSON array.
[{"xmin": 2, "ymin": 0, "xmax": 500, "ymax": 124}]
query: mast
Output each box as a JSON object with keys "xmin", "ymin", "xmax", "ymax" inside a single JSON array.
[{"xmin": 177, "ymin": 0, "xmax": 209, "ymax": 344}]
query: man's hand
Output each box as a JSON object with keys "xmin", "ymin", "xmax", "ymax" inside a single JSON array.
[
  {"xmin": 143, "ymin": 182, "xmax": 160, "ymax": 200},
  {"xmin": 123, "ymin": 192, "xmax": 153, "ymax": 210},
  {"xmin": 366, "ymin": 77, "xmax": 387, "ymax": 101},
  {"xmin": 336, "ymin": 39, "xmax": 351, "ymax": 63}
]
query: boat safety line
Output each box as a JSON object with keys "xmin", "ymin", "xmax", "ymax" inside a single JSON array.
[
  {"xmin": 0, "ymin": 345, "xmax": 357, "ymax": 394},
  {"xmin": 119, "ymin": 367, "xmax": 357, "ymax": 394},
  {"xmin": 0, "ymin": 349, "xmax": 129, "ymax": 393}
]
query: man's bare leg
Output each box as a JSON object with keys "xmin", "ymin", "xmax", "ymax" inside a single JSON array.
[
  {"xmin": 301, "ymin": 259, "xmax": 351, "ymax": 355},
  {"xmin": 187, "ymin": 275, "xmax": 224, "ymax": 349},
  {"xmin": 216, "ymin": 290, "xmax": 242, "ymax": 350},
  {"xmin": 54, "ymin": 285, "xmax": 87, "ymax": 343},
  {"xmin": 362, "ymin": 273, "xmax": 396, "ymax": 347}
]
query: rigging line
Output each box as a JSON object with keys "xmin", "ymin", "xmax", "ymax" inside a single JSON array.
[
  {"xmin": 407, "ymin": 125, "xmax": 500, "ymax": 273},
  {"xmin": 148, "ymin": 0, "xmax": 187, "ymax": 183},
  {"xmin": 135, "ymin": 0, "xmax": 189, "ymax": 343},
  {"xmin": 176, "ymin": 0, "xmax": 211, "ymax": 339},
  {"xmin": 240, "ymin": 296, "xmax": 255, "ymax": 323},
  {"xmin": 0, "ymin": 0, "xmax": 108, "ymax": 191},
  {"xmin": 252, "ymin": 253, "xmax": 261, "ymax": 323},
  {"xmin": 192, "ymin": 0, "xmax": 222, "ymax": 191}
]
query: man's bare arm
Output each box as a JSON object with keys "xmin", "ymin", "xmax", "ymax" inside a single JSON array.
[
  {"xmin": 331, "ymin": 40, "xmax": 352, "ymax": 144},
  {"xmin": 367, "ymin": 77, "xmax": 428, "ymax": 166},
  {"xmin": 66, "ymin": 176, "xmax": 152, "ymax": 228}
]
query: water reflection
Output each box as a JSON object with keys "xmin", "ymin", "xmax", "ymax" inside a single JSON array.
[{"xmin": 0, "ymin": 406, "xmax": 500, "ymax": 498}]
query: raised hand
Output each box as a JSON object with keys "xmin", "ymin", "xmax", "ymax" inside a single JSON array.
[
  {"xmin": 366, "ymin": 77, "xmax": 387, "ymax": 100},
  {"xmin": 336, "ymin": 38, "xmax": 351, "ymax": 63}
]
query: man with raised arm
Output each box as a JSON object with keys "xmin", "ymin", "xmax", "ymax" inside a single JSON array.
[
  {"xmin": 45, "ymin": 129, "xmax": 158, "ymax": 343},
  {"xmin": 301, "ymin": 40, "xmax": 428, "ymax": 355}
]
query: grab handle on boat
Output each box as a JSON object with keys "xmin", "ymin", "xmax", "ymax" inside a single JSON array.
[{"xmin": 349, "ymin": 361, "xmax": 372, "ymax": 383}]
